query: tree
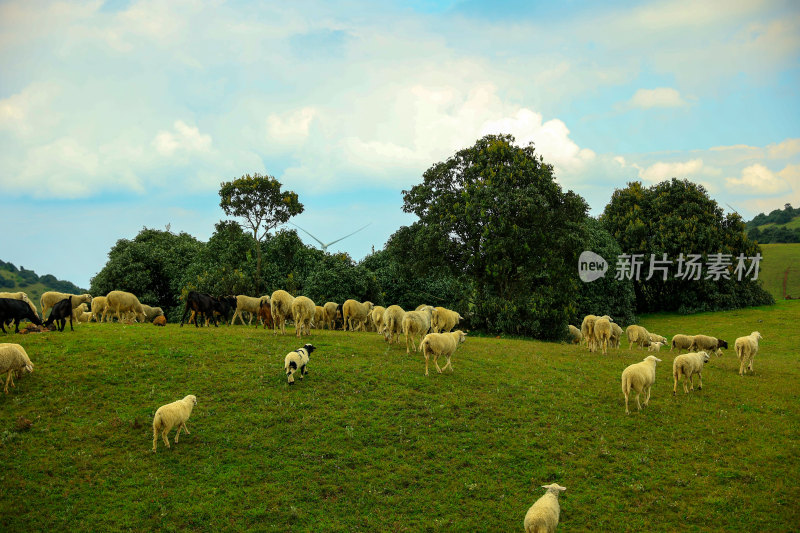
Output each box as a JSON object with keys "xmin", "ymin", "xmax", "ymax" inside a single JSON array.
[
  {"xmin": 219, "ymin": 173, "xmax": 304, "ymax": 292},
  {"xmin": 600, "ymin": 178, "xmax": 773, "ymax": 313},
  {"xmin": 402, "ymin": 134, "xmax": 589, "ymax": 338}
]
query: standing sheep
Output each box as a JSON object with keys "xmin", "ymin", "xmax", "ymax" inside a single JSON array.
[
  {"xmin": 104, "ymin": 291, "xmax": 146, "ymax": 323},
  {"xmin": 523, "ymin": 483, "xmax": 567, "ymax": 533},
  {"xmin": 621, "ymin": 355, "xmax": 662, "ymax": 414},
  {"xmin": 291, "ymin": 296, "xmax": 316, "ymax": 338},
  {"xmin": 581, "ymin": 314, "xmax": 597, "ymax": 352},
  {"xmin": 284, "ymin": 344, "xmax": 315, "ymax": 384},
  {"xmin": 40, "ymin": 292, "xmax": 92, "ymax": 321},
  {"xmin": 382, "ymin": 305, "xmax": 406, "ymax": 344},
  {"xmin": 323, "ymin": 302, "xmax": 339, "ymax": 330},
  {"xmin": 610, "ymin": 323, "xmax": 623, "ymax": 349},
  {"xmin": 402, "ymin": 305, "xmax": 434, "ymax": 353},
  {"xmin": 271, "ymin": 290, "xmax": 295, "ymax": 335},
  {"xmin": 91, "ymin": 296, "xmax": 108, "ymax": 322},
  {"xmin": 420, "ymin": 330, "xmax": 466, "ymax": 376},
  {"xmin": 341, "ymin": 300, "xmax": 374, "ymax": 332},
  {"xmin": 0, "ymin": 343, "xmax": 34, "ymax": 394},
  {"xmin": 594, "ymin": 317, "xmax": 613, "ymax": 355},
  {"xmin": 371, "ymin": 306, "xmax": 387, "ymax": 334},
  {"xmin": 626, "ymin": 325, "xmax": 651, "ymax": 350},
  {"xmin": 734, "ymin": 331, "xmax": 762, "ymax": 376},
  {"xmin": 568, "ymin": 325, "xmax": 583, "ymax": 345},
  {"xmin": 231, "ymin": 295, "xmax": 270, "ymax": 326},
  {"xmin": 670, "ymin": 334, "xmax": 695, "ymax": 353},
  {"xmin": 673, "ymin": 351, "xmax": 710, "ymax": 394},
  {"xmin": 313, "ymin": 306, "xmax": 325, "ymax": 330},
  {"xmin": 648, "ymin": 341, "xmax": 665, "ymax": 353},
  {"xmin": 690, "ymin": 334, "xmax": 728, "ymax": 356},
  {"xmin": 431, "ymin": 307, "xmax": 463, "ymax": 334},
  {"xmin": 152, "ymin": 395, "xmax": 197, "ymax": 452},
  {"xmin": 0, "ymin": 292, "xmax": 38, "ymax": 317},
  {"xmin": 142, "ymin": 305, "xmax": 165, "ymax": 322}
]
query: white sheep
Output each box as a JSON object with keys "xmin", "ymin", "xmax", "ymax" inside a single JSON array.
[
  {"xmin": 648, "ymin": 333, "xmax": 667, "ymax": 345},
  {"xmin": 594, "ymin": 316, "xmax": 613, "ymax": 355},
  {"xmin": 610, "ymin": 323, "xmax": 623, "ymax": 349},
  {"xmin": 581, "ymin": 314, "xmax": 597, "ymax": 352},
  {"xmin": 621, "ymin": 355, "xmax": 662, "ymax": 414},
  {"xmin": 382, "ymin": 305, "xmax": 406, "ymax": 344},
  {"xmin": 0, "ymin": 291, "xmax": 38, "ymax": 317},
  {"xmin": 271, "ymin": 290, "xmax": 295, "ymax": 335},
  {"xmin": 690, "ymin": 334, "xmax": 728, "ymax": 356},
  {"xmin": 152, "ymin": 394, "xmax": 197, "ymax": 452},
  {"xmin": 673, "ymin": 351, "xmax": 710, "ymax": 394},
  {"xmin": 231, "ymin": 294, "xmax": 270, "ymax": 326},
  {"xmin": 142, "ymin": 304, "xmax": 165, "ymax": 322},
  {"xmin": 670, "ymin": 334, "xmax": 695, "ymax": 353},
  {"xmin": 431, "ymin": 306, "xmax": 463, "ymax": 334},
  {"xmin": 341, "ymin": 299, "xmax": 375, "ymax": 332},
  {"xmin": 648, "ymin": 341, "xmax": 665, "ymax": 353},
  {"xmin": 568, "ymin": 325, "xmax": 583, "ymax": 345},
  {"xmin": 523, "ymin": 483, "xmax": 567, "ymax": 533},
  {"xmin": 104, "ymin": 291, "xmax": 145, "ymax": 323},
  {"xmin": 420, "ymin": 330, "xmax": 466, "ymax": 376},
  {"xmin": 284, "ymin": 344, "xmax": 315, "ymax": 384},
  {"xmin": 0, "ymin": 343, "xmax": 34, "ymax": 394},
  {"xmin": 323, "ymin": 302, "xmax": 339, "ymax": 330},
  {"xmin": 734, "ymin": 331, "xmax": 762, "ymax": 376},
  {"xmin": 402, "ymin": 305, "xmax": 434, "ymax": 353},
  {"xmin": 370, "ymin": 306, "xmax": 387, "ymax": 334},
  {"xmin": 626, "ymin": 324, "xmax": 651, "ymax": 350},
  {"xmin": 291, "ymin": 296, "xmax": 316, "ymax": 337},
  {"xmin": 40, "ymin": 291, "xmax": 92, "ymax": 320},
  {"xmin": 312, "ymin": 306, "xmax": 325, "ymax": 329},
  {"xmin": 71, "ymin": 303, "xmax": 89, "ymax": 322},
  {"xmin": 90, "ymin": 296, "xmax": 108, "ymax": 322}
]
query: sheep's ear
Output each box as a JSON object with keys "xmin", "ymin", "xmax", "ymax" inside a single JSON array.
[{"xmin": 26, "ymin": 363, "xmax": 33, "ymax": 372}]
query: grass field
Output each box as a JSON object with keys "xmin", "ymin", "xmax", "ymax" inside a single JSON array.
[
  {"xmin": 3, "ymin": 302, "xmax": 799, "ymax": 531},
  {"xmin": 759, "ymin": 243, "xmax": 800, "ymax": 300}
]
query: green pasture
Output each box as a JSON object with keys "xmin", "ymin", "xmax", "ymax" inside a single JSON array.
[
  {"xmin": 759, "ymin": 243, "xmax": 800, "ymax": 300},
  {"xmin": 2, "ymin": 302, "xmax": 799, "ymax": 531}
]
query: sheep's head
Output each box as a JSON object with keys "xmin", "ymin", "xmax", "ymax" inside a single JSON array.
[
  {"xmin": 455, "ymin": 330, "xmax": 467, "ymax": 344},
  {"xmin": 541, "ymin": 483, "xmax": 567, "ymax": 494},
  {"xmin": 753, "ymin": 331, "xmax": 762, "ymax": 340},
  {"xmin": 303, "ymin": 344, "xmax": 316, "ymax": 355},
  {"xmin": 714, "ymin": 348, "xmax": 723, "ymax": 357},
  {"xmin": 25, "ymin": 362, "xmax": 34, "ymax": 373},
  {"xmin": 185, "ymin": 395, "xmax": 197, "ymax": 406},
  {"xmin": 645, "ymin": 355, "xmax": 662, "ymax": 363},
  {"xmin": 717, "ymin": 339, "xmax": 728, "ymax": 349},
  {"xmin": 699, "ymin": 351, "xmax": 710, "ymax": 363}
]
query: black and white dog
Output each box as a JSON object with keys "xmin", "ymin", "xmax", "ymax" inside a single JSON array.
[{"xmin": 284, "ymin": 344, "xmax": 315, "ymax": 384}]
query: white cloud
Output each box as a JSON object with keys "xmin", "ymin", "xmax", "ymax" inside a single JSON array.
[
  {"xmin": 628, "ymin": 87, "xmax": 688, "ymax": 109},
  {"xmin": 152, "ymin": 120, "xmax": 212, "ymax": 156},
  {"xmin": 266, "ymin": 107, "xmax": 317, "ymax": 144},
  {"xmin": 767, "ymin": 138, "xmax": 800, "ymax": 159},
  {"xmin": 726, "ymin": 163, "xmax": 790, "ymax": 194},
  {"xmin": 0, "ymin": 82, "xmax": 62, "ymax": 137},
  {"xmin": 639, "ymin": 159, "xmax": 707, "ymax": 181}
]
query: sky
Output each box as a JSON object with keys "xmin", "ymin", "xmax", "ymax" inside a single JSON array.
[{"xmin": 1, "ymin": 0, "xmax": 798, "ymax": 289}]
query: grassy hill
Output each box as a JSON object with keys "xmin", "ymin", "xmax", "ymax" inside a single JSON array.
[
  {"xmin": 2, "ymin": 302, "xmax": 798, "ymax": 531},
  {"xmin": 758, "ymin": 243, "xmax": 800, "ymax": 300},
  {"xmin": 0, "ymin": 259, "xmax": 85, "ymax": 313}
]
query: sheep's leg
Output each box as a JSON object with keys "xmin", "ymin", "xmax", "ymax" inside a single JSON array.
[
  {"xmin": 644, "ymin": 386, "xmax": 651, "ymax": 407},
  {"xmin": 299, "ymin": 365, "xmax": 306, "ymax": 379},
  {"xmin": 748, "ymin": 357, "xmax": 754, "ymax": 373},
  {"xmin": 435, "ymin": 355, "xmax": 443, "ymax": 374},
  {"xmin": 441, "ymin": 356, "xmax": 453, "ymax": 372},
  {"xmin": 673, "ymin": 375, "xmax": 678, "ymax": 395},
  {"xmin": 636, "ymin": 392, "xmax": 642, "ymax": 411},
  {"xmin": 175, "ymin": 424, "xmax": 182, "ymax": 443},
  {"xmin": 162, "ymin": 428, "xmax": 171, "ymax": 449},
  {"xmin": 153, "ymin": 427, "xmax": 159, "ymax": 452},
  {"xmin": 697, "ymin": 372, "xmax": 702, "ymax": 390},
  {"xmin": 3, "ymin": 370, "xmax": 13, "ymax": 394},
  {"xmin": 424, "ymin": 352, "xmax": 429, "ymax": 376},
  {"xmin": 624, "ymin": 392, "xmax": 630, "ymax": 414}
]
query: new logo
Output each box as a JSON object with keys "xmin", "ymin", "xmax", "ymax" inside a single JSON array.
[{"xmin": 579, "ymin": 251, "xmax": 608, "ymax": 282}]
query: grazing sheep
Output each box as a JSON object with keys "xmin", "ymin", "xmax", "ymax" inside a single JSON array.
[
  {"xmin": 610, "ymin": 323, "xmax": 623, "ymax": 349},
  {"xmin": 431, "ymin": 307, "xmax": 463, "ymax": 334},
  {"xmin": 284, "ymin": 344, "xmax": 315, "ymax": 384},
  {"xmin": 382, "ymin": 305, "xmax": 406, "ymax": 344},
  {"xmin": 313, "ymin": 306, "xmax": 325, "ymax": 329},
  {"xmin": 323, "ymin": 302, "xmax": 339, "ymax": 330},
  {"xmin": 626, "ymin": 325, "xmax": 651, "ymax": 350},
  {"xmin": 71, "ymin": 303, "xmax": 89, "ymax": 322},
  {"xmin": 402, "ymin": 306, "xmax": 434, "ymax": 353},
  {"xmin": 648, "ymin": 341, "xmax": 665, "ymax": 353},
  {"xmin": 40, "ymin": 292, "xmax": 91, "ymax": 321},
  {"xmin": 568, "ymin": 325, "xmax": 583, "ymax": 345},
  {"xmin": 104, "ymin": 291, "xmax": 146, "ymax": 323},
  {"xmin": 231, "ymin": 295, "xmax": 270, "ymax": 326},
  {"xmin": 594, "ymin": 317, "xmax": 613, "ymax": 355},
  {"xmin": 648, "ymin": 333, "xmax": 667, "ymax": 345},
  {"xmin": 341, "ymin": 300, "xmax": 375, "ymax": 332},
  {"xmin": 735, "ymin": 331, "xmax": 762, "ymax": 376},
  {"xmin": 673, "ymin": 351, "xmax": 710, "ymax": 394},
  {"xmin": 420, "ymin": 330, "xmax": 467, "ymax": 376},
  {"xmin": 259, "ymin": 300, "xmax": 274, "ymax": 330},
  {"xmin": 690, "ymin": 334, "xmax": 728, "ymax": 356},
  {"xmin": 291, "ymin": 296, "xmax": 316, "ymax": 337},
  {"xmin": 142, "ymin": 305, "xmax": 164, "ymax": 322},
  {"xmin": 581, "ymin": 315, "xmax": 597, "ymax": 352},
  {"xmin": 90, "ymin": 296, "xmax": 108, "ymax": 322},
  {"xmin": 0, "ymin": 298, "xmax": 43, "ymax": 333},
  {"xmin": 370, "ymin": 306, "xmax": 387, "ymax": 334},
  {"xmin": 0, "ymin": 343, "xmax": 34, "ymax": 394},
  {"xmin": 0, "ymin": 292, "xmax": 38, "ymax": 317},
  {"xmin": 43, "ymin": 297, "xmax": 74, "ymax": 332},
  {"xmin": 670, "ymin": 334, "xmax": 695, "ymax": 353},
  {"xmin": 152, "ymin": 395, "xmax": 197, "ymax": 452},
  {"xmin": 153, "ymin": 316, "xmax": 167, "ymax": 326},
  {"xmin": 271, "ymin": 290, "xmax": 295, "ymax": 335},
  {"xmin": 621, "ymin": 355, "xmax": 662, "ymax": 414},
  {"xmin": 524, "ymin": 483, "xmax": 567, "ymax": 533}
]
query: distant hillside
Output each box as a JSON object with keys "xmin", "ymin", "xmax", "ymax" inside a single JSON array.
[
  {"xmin": 758, "ymin": 243, "xmax": 800, "ymax": 300},
  {"xmin": 0, "ymin": 259, "xmax": 86, "ymax": 313},
  {"xmin": 746, "ymin": 204, "xmax": 800, "ymax": 243}
]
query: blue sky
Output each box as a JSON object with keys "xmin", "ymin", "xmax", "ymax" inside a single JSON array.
[{"xmin": 1, "ymin": 0, "xmax": 798, "ymax": 289}]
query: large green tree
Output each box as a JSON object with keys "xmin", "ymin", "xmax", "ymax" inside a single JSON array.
[
  {"xmin": 402, "ymin": 134, "xmax": 589, "ymax": 338},
  {"xmin": 600, "ymin": 178, "xmax": 774, "ymax": 313},
  {"xmin": 219, "ymin": 173, "xmax": 304, "ymax": 292}
]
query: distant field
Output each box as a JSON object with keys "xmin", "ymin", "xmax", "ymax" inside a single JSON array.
[
  {"xmin": 2, "ymin": 302, "xmax": 798, "ymax": 531},
  {"xmin": 759, "ymin": 243, "xmax": 800, "ymax": 300},
  {"xmin": 757, "ymin": 216, "xmax": 800, "ymax": 231}
]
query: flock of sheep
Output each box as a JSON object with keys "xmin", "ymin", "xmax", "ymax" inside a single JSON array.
[{"xmin": 1, "ymin": 289, "xmax": 767, "ymax": 531}]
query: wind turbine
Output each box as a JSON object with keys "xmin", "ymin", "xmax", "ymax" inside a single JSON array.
[{"xmin": 288, "ymin": 222, "xmax": 371, "ymax": 253}]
